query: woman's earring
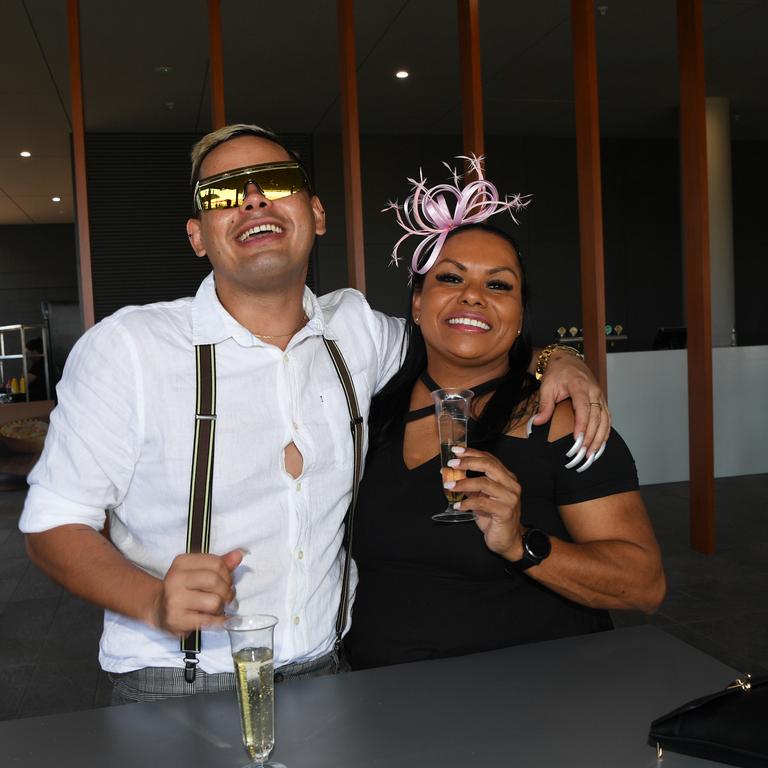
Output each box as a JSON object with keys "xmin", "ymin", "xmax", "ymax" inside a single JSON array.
[{"xmin": 414, "ymin": 315, "xmax": 420, "ymax": 324}]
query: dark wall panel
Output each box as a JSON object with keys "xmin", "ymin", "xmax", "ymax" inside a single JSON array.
[
  {"xmin": 86, "ymin": 133, "xmax": 208, "ymax": 322},
  {"xmin": 315, "ymin": 134, "xmax": 684, "ymax": 352},
  {"xmin": 601, "ymin": 138, "xmax": 683, "ymax": 351},
  {"xmin": 0, "ymin": 224, "xmax": 78, "ymax": 327},
  {"xmin": 82, "ymin": 133, "xmax": 761, "ymax": 349},
  {"xmin": 732, "ymin": 141, "xmax": 768, "ymax": 347},
  {"xmin": 85, "ymin": 133, "xmax": 315, "ymax": 322}
]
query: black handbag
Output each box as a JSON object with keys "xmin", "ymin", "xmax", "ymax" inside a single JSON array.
[{"xmin": 648, "ymin": 674, "xmax": 768, "ymax": 767}]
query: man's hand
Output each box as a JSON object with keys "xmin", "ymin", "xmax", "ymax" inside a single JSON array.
[
  {"xmin": 26, "ymin": 526, "xmax": 248, "ymax": 636},
  {"xmin": 149, "ymin": 549, "xmax": 244, "ymax": 635},
  {"xmin": 533, "ymin": 351, "xmax": 610, "ymax": 467}
]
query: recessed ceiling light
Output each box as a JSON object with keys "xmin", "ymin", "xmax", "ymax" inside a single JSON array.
[
  {"xmin": 395, "ymin": 70, "xmax": 409, "ymax": 79},
  {"xmin": 154, "ymin": 65, "xmax": 173, "ymax": 75},
  {"xmin": 51, "ymin": 196, "xmax": 61, "ymax": 203},
  {"xmin": 19, "ymin": 150, "xmax": 31, "ymax": 158}
]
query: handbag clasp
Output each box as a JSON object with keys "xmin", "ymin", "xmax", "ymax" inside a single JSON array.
[{"xmin": 727, "ymin": 673, "xmax": 752, "ymax": 692}]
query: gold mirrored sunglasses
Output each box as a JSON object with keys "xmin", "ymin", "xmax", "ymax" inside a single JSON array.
[{"xmin": 194, "ymin": 161, "xmax": 309, "ymax": 211}]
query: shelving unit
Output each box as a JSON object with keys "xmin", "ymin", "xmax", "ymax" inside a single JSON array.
[
  {"xmin": 554, "ymin": 334, "xmax": 628, "ymax": 351},
  {"xmin": 0, "ymin": 324, "xmax": 51, "ymax": 402}
]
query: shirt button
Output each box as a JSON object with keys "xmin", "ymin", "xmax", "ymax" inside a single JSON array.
[
  {"xmin": 293, "ymin": 616, "xmax": 300, "ymax": 626},
  {"xmin": 296, "ymin": 482, "xmax": 302, "ymax": 492},
  {"xmin": 292, "ymin": 421, "xmax": 299, "ymax": 430},
  {"xmin": 297, "ymin": 550, "xmax": 304, "ymax": 560}
]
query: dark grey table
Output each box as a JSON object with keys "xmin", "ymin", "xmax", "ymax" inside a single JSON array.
[{"xmin": 0, "ymin": 626, "xmax": 737, "ymax": 767}]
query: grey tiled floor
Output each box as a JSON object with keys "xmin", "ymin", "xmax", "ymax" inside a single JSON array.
[
  {"xmin": 611, "ymin": 474, "xmax": 768, "ymax": 676},
  {"xmin": 1, "ymin": 474, "xmax": 767, "ymax": 721},
  {"xmin": 0, "ymin": 490, "xmax": 112, "ymax": 720}
]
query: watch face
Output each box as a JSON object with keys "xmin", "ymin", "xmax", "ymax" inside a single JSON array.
[{"xmin": 524, "ymin": 529, "xmax": 552, "ymax": 562}]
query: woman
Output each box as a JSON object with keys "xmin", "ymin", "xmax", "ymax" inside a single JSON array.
[{"xmin": 345, "ymin": 167, "xmax": 666, "ymax": 671}]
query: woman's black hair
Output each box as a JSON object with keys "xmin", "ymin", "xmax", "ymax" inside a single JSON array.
[{"xmin": 369, "ymin": 222, "xmax": 539, "ymax": 447}]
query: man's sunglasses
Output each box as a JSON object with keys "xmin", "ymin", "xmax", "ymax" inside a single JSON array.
[{"xmin": 194, "ymin": 161, "xmax": 309, "ymax": 212}]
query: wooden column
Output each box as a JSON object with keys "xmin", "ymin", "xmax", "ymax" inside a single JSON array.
[
  {"xmin": 677, "ymin": 0, "xmax": 715, "ymax": 554},
  {"xmin": 67, "ymin": 0, "xmax": 94, "ymax": 329},
  {"xmin": 208, "ymin": 0, "xmax": 226, "ymax": 128},
  {"xmin": 570, "ymin": 0, "xmax": 607, "ymax": 393},
  {"xmin": 336, "ymin": 0, "xmax": 366, "ymax": 292},
  {"xmin": 457, "ymin": 0, "xmax": 484, "ymax": 162}
]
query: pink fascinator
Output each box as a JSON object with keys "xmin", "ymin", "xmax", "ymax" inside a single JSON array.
[{"xmin": 383, "ymin": 155, "xmax": 530, "ymax": 275}]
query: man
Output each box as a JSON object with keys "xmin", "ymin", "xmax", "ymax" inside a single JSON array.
[{"xmin": 20, "ymin": 124, "xmax": 608, "ymax": 702}]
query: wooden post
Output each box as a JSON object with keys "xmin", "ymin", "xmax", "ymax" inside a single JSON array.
[
  {"xmin": 457, "ymin": 0, "xmax": 484, "ymax": 166},
  {"xmin": 571, "ymin": 0, "xmax": 607, "ymax": 393},
  {"xmin": 208, "ymin": 0, "xmax": 226, "ymax": 128},
  {"xmin": 677, "ymin": 0, "xmax": 716, "ymax": 554},
  {"xmin": 67, "ymin": 0, "xmax": 94, "ymax": 329},
  {"xmin": 336, "ymin": 0, "xmax": 366, "ymax": 292}
]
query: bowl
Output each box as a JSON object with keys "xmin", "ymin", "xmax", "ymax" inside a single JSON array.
[{"xmin": 0, "ymin": 418, "xmax": 49, "ymax": 454}]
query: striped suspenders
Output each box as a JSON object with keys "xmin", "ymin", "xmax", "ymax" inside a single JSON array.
[
  {"xmin": 181, "ymin": 338, "xmax": 364, "ymax": 681},
  {"xmin": 181, "ymin": 344, "xmax": 217, "ymax": 682},
  {"xmin": 321, "ymin": 338, "xmax": 364, "ymax": 646}
]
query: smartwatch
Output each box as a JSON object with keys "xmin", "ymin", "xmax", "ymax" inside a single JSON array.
[{"xmin": 507, "ymin": 528, "xmax": 552, "ymax": 572}]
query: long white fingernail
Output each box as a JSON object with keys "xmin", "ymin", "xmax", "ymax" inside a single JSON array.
[
  {"xmin": 576, "ymin": 453, "xmax": 596, "ymax": 473},
  {"xmin": 565, "ymin": 432, "xmax": 584, "ymax": 458},
  {"xmin": 565, "ymin": 446, "xmax": 587, "ymax": 469},
  {"xmin": 452, "ymin": 502, "xmax": 462, "ymax": 510},
  {"xmin": 447, "ymin": 458, "xmax": 461, "ymax": 468},
  {"xmin": 526, "ymin": 415, "xmax": 535, "ymax": 437},
  {"xmin": 451, "ymin": 445, "xmax": 466, "ymax": 455},
  {"xmin": 443, "ymin": 481, "xmax": 456, "ymax": 489},
  {"xmin": 595, "ymin": 442, "xmax": 607, "ymax": 461}
]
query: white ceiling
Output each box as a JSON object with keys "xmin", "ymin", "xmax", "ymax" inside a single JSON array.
[{"xmin": 1, "ymin": 0, "xmax": 766, "ymax": 226}]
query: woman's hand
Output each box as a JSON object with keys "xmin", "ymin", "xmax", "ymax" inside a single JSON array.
[
  {"xmin": 443, "ymin": 447, "xmax": 524, "ymax": 561},
  {"xmin": 533, "ymin": 351, "xmax": 610, "ymax": 467}
]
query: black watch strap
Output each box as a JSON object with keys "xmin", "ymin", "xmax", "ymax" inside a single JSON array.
[{"xmin": 506, "ymin": 528, "xmax": 552, "ymax": 572}]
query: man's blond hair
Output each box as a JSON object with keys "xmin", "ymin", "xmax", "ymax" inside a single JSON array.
[{"xmin": 190, "ymin": 124, "xmax": 287, "ymax": 186}]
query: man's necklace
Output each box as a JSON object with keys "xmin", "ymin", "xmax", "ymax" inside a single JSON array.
[{"xmin": 252, "ymin": 314, "xmax": 309, "ymax": 339}]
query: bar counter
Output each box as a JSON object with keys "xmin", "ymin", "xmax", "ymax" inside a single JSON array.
[{"xmin": 1, "ymin": 625, "xmax": 736, "ymax": 767}]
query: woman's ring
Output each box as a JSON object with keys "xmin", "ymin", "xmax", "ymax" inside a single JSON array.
[{"xmin": 589, "ymin": 402, "xmax": 602, "ymax": 409}]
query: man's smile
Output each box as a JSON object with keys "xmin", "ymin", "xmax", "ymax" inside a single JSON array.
[{"xmin": 237, "ymin": 223, "xmax": 284, "ymax": 242}]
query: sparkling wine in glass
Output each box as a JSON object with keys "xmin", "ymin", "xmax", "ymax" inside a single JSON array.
[
  {"xmin": 431, "ymin": 387, "xmax": 474, "ymax": 522},
  {"xmin": 225, "ymin": 615, "xmax": 286, "ymax": 768}
]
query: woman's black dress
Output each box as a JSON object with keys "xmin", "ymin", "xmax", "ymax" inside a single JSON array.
[{"xmin": 345, "ymin": 419, "xmax": 639, "ymax": 670}]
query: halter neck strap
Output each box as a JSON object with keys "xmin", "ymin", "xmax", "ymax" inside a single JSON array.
[{"xmin": 404, "ymin": 372, "xmax": 506, "ymax": 423}]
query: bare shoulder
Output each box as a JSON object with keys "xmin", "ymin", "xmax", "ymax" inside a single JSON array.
[{"xmin": 547, "ymin": 400, "xmax": 576, "ymax": 442}]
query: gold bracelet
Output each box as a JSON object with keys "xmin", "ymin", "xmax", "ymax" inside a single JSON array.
[{"xmin": 535, "ymin": 343, "xmax": 583, "ymax": 381}]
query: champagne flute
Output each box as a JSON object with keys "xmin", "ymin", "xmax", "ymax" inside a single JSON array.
[
  {"xmin": 431, "ymin": 388, "xmax": 474, "ymax": 522},
  {"xmin": 225, "ymin": 615, "xmax": 286, "ymax": 768}
]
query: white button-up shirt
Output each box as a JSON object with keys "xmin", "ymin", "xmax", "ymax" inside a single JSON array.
[{"xmin": 20, "ymin": 273, "xmax": 404, "ymax": 673}]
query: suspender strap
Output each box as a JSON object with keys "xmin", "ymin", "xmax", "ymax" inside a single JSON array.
[
  {"xmin": 322, "ymin": 337, "xmax": 364, "ymax": 643},
  {"xmin": 181, "ymin": 344, "xmax": 217, "ymax": 682}
]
